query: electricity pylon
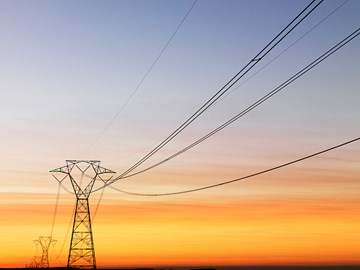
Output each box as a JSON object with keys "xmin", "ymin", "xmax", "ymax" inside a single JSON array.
[
  {"xmin": 50, "ymin": 160, "xmax": 115, "ymax": 270},
  {"xmin": 33, "ymin": 236, "xmax": 57, "ymax": 268}
]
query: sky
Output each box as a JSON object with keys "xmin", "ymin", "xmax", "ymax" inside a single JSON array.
[{"xmin": 0, "ymin": 0, "xmax": 360, "ymax": 268}]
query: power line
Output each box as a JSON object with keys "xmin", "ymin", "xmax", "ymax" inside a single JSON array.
[
  {"xmin": 92, "ymin": 186, "xmax": 106, "ymax": 222},
  {"xmin": 109, "ymin": 136, "xmax": 360, "ymax": 196},
  {"xmin": 53, "ymin": 203, "xmax": 76, "ymax": 263},
  {"xmin": 50, "ymin": 182, "xmax": 61, "ymax": 237},
  {"xmin": 216, "ymin": 0, "xmax": 350, "ymax": 105},
  {"xmin": 94, "ymin": 25, "xmax": 360, "ymax": 192},
  {"xmin": 73, "ymin": 1, "xmax": 198, "ymax": 226},
  {"xmin": 77, "ymin": 0, "xmax": 198, "ymax": 158},
  {"xmin": 51, "ymin": 1, "xmax": 199, "ymax": 241},
  {"xmin": 115, "ymin": 0, "xmax": 324, "ymax": 180},
  {"xmin": 106, "ymin": 0, "xmax": 349, "ymax": 165}
]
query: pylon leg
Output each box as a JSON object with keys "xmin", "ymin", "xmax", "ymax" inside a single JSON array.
[{"xmin": 68, "ymin": 198, "xmax": 96, "ymax": 270}]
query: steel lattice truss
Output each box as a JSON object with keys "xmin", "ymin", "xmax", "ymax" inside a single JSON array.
[
  {"xmin": 51, "ymin": 160, "xmax": 115, "ymax": 270},
  {"xmin": 33, "ymin": 236, "xmax": 57, "ymax": 268}
]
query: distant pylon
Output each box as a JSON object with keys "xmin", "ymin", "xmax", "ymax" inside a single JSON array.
[
  {"xmin": 33, "ymin": 236, "xmax": 57, "ymax": 268},
  {"xmin": 50, "ymin": 160, "xmax": 115, "ymax": 270},
  {"xmin": 26, "ymin": 256, "xmax": 40, "ymax": 268}
]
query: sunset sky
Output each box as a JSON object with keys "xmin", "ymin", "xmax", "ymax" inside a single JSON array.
[{"xmin": 0, "ymin": 0, "xmax": 359, "ymax": 268}]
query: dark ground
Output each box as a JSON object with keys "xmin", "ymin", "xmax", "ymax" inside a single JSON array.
[{"xmin": 2, "ymin": 266, "xmax": 360, "ymax": 270}]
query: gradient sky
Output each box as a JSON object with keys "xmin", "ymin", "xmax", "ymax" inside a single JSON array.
[{"xmin": 0, "ymin": 0, "xmax": 359, "ymax": 268}]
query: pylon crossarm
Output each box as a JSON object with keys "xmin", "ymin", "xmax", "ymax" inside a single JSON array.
[
  {"xmin": 50, "ymin": 164, "xmax": 72, "ymax": 174},
  {"xmin": 96, "ymin": 166, "xmax": 115, "ymax": 175},
  {"xmin": 97, "ymin": 174, "xmax": 114, "ymax": 185},
  {"xmin": 76, "ymin": 163, "xmax": 92, "ymax": 174},
  {"xmin": 65, "ymin": 160, "xmax": 81, "ymax": 171},
  {"xmin": 51, "ymin": 174, "xmax": 68, "ymax": 183}
]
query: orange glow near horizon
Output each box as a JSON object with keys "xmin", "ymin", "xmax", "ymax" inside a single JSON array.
[
  {"xmin": 1, "ymin": 147, "xmax": 359, "ymax": 268},
  {"xmin": 1, "ymin": 173, "xmax": 359, "ymax": 268},
  {"xmin": 94, "ymin": 196, "xmax": 360, "ymax": 267}
]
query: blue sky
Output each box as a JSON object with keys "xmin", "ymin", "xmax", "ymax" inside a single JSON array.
[{"xmin": 0, "ymin": 0, "xmax": 359, "ymax": 196}]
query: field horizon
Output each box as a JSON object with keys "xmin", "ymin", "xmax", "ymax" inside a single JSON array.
[{"xmin": 1, "ymin": 265, "xmax": 360, "ymax": 270}]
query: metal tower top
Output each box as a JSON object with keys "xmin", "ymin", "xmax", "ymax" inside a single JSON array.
[{"xmin": 50, "ymin": 160, "xmax": 115, "ymax": 198}]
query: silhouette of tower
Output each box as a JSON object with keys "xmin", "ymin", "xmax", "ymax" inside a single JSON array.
[
  {"xmin": 50, "ymin": 160, "xmax": 115, "ymax": 270},
  {"xmin": 33, "ymin": 236, "xmax": 57, "ymax": 268}
]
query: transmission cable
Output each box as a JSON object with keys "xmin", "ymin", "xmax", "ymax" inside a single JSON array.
[
  {"xmin": 120, "ymin": 27, "xmax": 360, "ymax": 179},
  {"xmin": 71, "ymin": 0, "xmax": 198, "ymax": 225},
  {"xmin": 92, "ymin": 186, "xmax": 106, "ymax": 222},
  {"xmin": 116, "ymin": 0, "xmax": 324, "ymax": 180},
  {"xmin": 50, "ymin": 181, "xmax": 61, "ymax": 237},
  {"xmin": 77, "ymin": 0, "xmax": 198, "ymax": 158},
  {"xmin": 217, "ymin": 0, "xmax": 350, "ymax": 105},
  {"xmin": 110, "ymin": 136, "xmax": 360, "ymax": 196},
  {"xmin": 53, "ymin": 203, "xmax": 76, "ymax": 262},
  {"xmin": 107, "ymin": 0, "xmax": 348, "ymax": 165},
  {"xmin": 94, "ymin": 25, "xmax": 360, "ymax": 192},
  {"xmin": 33, "ymin": 241, "xmax": 39, "ymax": 262}
]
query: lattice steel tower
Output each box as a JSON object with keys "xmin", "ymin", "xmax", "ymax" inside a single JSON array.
[
  {"xmin": 51, "ymin": 160, "xmax": 115, "ymax": 270},
  {"xmin": 33, "ymin": 236, "xmax": 57, "ymax": 268}
]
